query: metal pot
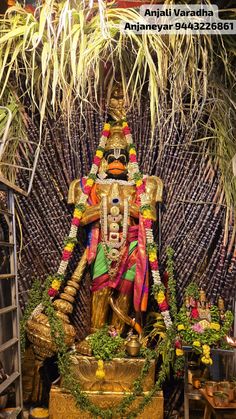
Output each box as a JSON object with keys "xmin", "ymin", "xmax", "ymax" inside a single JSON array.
[
  {"xmin": 213, "ymin": 391, "xmax": 230, "ymax": 407},
  {"xmin": 125, "ymin": 335, "xmax": 141, "ymax": 357},
  {"xmin": 218, "ymin": 381, "xmax": 235, "ymax": 402},
  {"xmin": 205, "ymin": 381, "xmax": 218, "ymax": 397}
]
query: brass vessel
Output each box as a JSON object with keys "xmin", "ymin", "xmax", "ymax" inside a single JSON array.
[{"xmin": 125, "ymin": 335, "xmax": 141, "ymax": 357}]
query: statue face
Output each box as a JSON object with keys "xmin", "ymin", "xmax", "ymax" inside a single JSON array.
[{"xmin": 104, "ymin": 148, "xmax": 128, "ymax": 178}]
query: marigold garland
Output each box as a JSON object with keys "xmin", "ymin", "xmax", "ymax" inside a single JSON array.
[
  {"xmin": 47, "ymin": 123, "xmax": 110, "ymax": 296},
  {"xmin": 122, "ymin": 121, "xmax": 172, "ymax": 329}
]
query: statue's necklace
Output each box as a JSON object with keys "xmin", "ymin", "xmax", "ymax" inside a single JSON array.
[{"xmin": 100, "ymin": 194, "xmax": 129, "ymax": 268}]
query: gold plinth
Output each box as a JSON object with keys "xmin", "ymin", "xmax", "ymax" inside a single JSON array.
[
  {"xmin": 68, "ymin": 355, "xmax": 155, "ymax": 392},
  {"xmin": 49, "ymin": 386, "xmax": 164, "ymax": 419}
]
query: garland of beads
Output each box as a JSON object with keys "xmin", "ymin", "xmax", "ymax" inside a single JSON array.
[
  {"xmin": 47, "ymin": 123, "xmax": 111, "ymax": 297},
  {"xmin": 122, "ymin": 121, "xmax": 172, "ymax": 329}
]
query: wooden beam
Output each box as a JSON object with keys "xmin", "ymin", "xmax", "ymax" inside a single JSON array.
[{"xmin": 0, "ymin": 176, "xmax": 28, "ymax": 196}]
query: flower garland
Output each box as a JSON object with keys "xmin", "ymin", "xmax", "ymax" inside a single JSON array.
[
  {"xmin": 122, "ymin": 122, "xmax": 172, "ymax": 329},
  {"xmin": 47, "ymin": 123, "xmax": 111, "ymax": 296}
]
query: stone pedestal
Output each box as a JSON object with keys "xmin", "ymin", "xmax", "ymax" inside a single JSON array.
[
  {"xmin": 49, "ymin": 355, "xmax": 163, "ymax": 418},
  {"xmin": 49, "ymin": 386, "xmax": 164, "ymax": 419},
  {"xmin": 68, "ymin": 355, "xmax": 156, "ymax": 392}
]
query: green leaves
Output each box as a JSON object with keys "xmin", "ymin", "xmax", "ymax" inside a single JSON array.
[
  {"xmin": 88, "ymin": 326, "xmax": 125, "ymax": 361},
  {"xmin": 20, "ymin": 278, "xmax": 44, "ymax": 352},
  {"xmin": 185, "ymin": 282, "xmax": 200, "ymax": 299}
]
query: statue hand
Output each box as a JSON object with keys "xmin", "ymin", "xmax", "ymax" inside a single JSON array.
[{"xmin": 80, "ymin": 204, "xmax": 100, "ymax": 226}]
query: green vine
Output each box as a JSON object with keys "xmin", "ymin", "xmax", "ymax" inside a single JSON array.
[
  {"xmin": 166, "ymin": 246, "xmax": 177, "ymax": 319},
  {"xmin": 22, "ymin": 248, "xmax": 235, "ymax": 416},
  {"xmin": 21, "ymin": 285, "xmax": 171, "ymax": 419},
  {"xmin": 185, "ymin": 282, "xmax": 199, "ymax": 299},
  {"xmin": 20, "ymin": 279, "xmax": 44, "ymax": 352},
  {"xmin": 44, "ymin": 300, "xmax": 170, "ymax": 418}
]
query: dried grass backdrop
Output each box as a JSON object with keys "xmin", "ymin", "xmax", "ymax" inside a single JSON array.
[{"xmin": 0, "ymin": 1, "xmax": 235, "ymax": 333}]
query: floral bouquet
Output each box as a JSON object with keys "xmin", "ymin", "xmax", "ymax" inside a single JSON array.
[{"xmin": 173, "ymin": 282, "xmax": 233, "ymax": 374}]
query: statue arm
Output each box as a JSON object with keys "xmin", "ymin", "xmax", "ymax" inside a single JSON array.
[
  {"xmin": 68, "ymin": 179, "xmax": 100, "ymax": 226},
  {"xmin": 80, "ymin": 206, "xmax": 100, "ymax": 226},
  {"xmin": 130, "ymin": 203, "xmax": 139, "ymax": 219},
  {"xmin": 146, "ymin": 176, "xmax": 163, "ymax": 203},
  {"xmin": 129, "ymin": 177, "xmax": 163, "ymax": 221},
  {"xmin": 141, "ymin": 176, "xmax": 163, "ymax": 221}
]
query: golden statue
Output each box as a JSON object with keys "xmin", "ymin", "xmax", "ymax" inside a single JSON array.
[
  {"xmin": 26, "ymin": 85, "xmax": 166, "ymax": 416},
  {"xmin": 68, "ymin": 130, "xmax": 162, "ymax": 342},
  {"xmin": 27, "ymin": 83, "xmax": 163, "ymax": 351}
]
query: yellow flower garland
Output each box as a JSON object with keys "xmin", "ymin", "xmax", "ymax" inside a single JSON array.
[{"xmin": 157, "ymin": 291, "xmax": 165, "ymax": 304}]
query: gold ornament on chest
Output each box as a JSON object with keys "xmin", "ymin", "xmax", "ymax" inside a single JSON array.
[{"xmin": 100, "ymin": 183, "xmax": 130, "ymax": 273}]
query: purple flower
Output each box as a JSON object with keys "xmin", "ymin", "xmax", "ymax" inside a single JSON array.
[{"xmin": 108, "ymin": 328, "xmax": 118, "ymax": 337}]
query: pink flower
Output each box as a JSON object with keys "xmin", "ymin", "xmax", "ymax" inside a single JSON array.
[
  {"xmin": 108, "ymin": 329, "xmax": 118, "ymax": 337},
  {"xmin": 150, "ymin": 260, "xmax": 158, "ymax": 270},
  {"xmin": 190, "ymin": 297, "xmax": 197, "ymax": 307},
  {"xmin": 123, "ymin": 127, "xmax": 131, "ymax": 135},
  {"xmin": 191, "ymin": 308, "xmax": 199, "ymax": 319},
  {"xmin": 83, "ymin": 185, "xmax": 91, "ymax": 195},
  {"xmin": 102, "ymin": 130, "xmax": 110, "ymax": 137},
  {"xmin": 48, "ymin": 288, "xmax": 58, "ymax": 297},
  {"xmin": 191, "ymin": 323, "xmax": 204, "ymax": 333},
  {"xmin": 72, "ymin": 217, "xmax": 80, "ymax": 227},
  {"xmin": 129, "ymin": 154, "xmax": 137, "ymax": 163},
  {"xmin": 175, "ymin": 340, "xmax": 182, "ymax": 349},
  {"xmin": 143, "ymin": 219, "xmax": 152, "ymax": 228},
  {"xmin": 93, "ymin": 156, "xmax": 101, "ymax": 166},
  {"xmin": 159, "ymin": 300, "xmax": 168, "ymax": 311},
  {"xmin": 62, "ymin": 250, "xmax": 72, "ymax": 261},
  {"xmin": 136, "ymin": 183, "xmax": 146, "ymax": 194}
]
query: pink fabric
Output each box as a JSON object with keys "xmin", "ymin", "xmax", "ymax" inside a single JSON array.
[
  {"xmin": 87, "ymin": 225, "xmax": 100, "ymax": 264},
  {"xmin": 134, "ymin": 216, "xmax": 148, "ymax": 311},
  {"xmin": 91, "ymin": 274, "xmax": 109, "ymax": 292},
  {"xmin": 84, "ymin": 185, "xmax": 91, "ymax": 195},
  {"xmin": 127, "ymin": 225, "xmax": 139, "ymax": 242},
  {"xmin": 117, "ymin": 278, "xmax": 133, "ymax": 295}
]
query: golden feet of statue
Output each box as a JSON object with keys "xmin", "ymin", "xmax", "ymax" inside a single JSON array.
[{"xmin": 76, "ymin": 336, "xmax": 93, "ymax": 356}]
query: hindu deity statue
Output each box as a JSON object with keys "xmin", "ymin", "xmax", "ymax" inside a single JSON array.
[
  {"xmin": 26, "ymin": 84, "xmax": 171, "ymax": 364},
  {"xmin": 66, "ymin": 95, "xmax": 163, "ymax": 354},
  {"xmin": 70, "ymin": 131, "xmax": 161, "ymax": 338},
  {"xmin": 25, "ymin": 85, "xmax": 172, "ymax": 415}
]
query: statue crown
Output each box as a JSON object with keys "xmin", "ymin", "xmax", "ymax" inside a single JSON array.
[{"xmin": 105, "ymin": 126, "xmax": 127, "ymax": 151}]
